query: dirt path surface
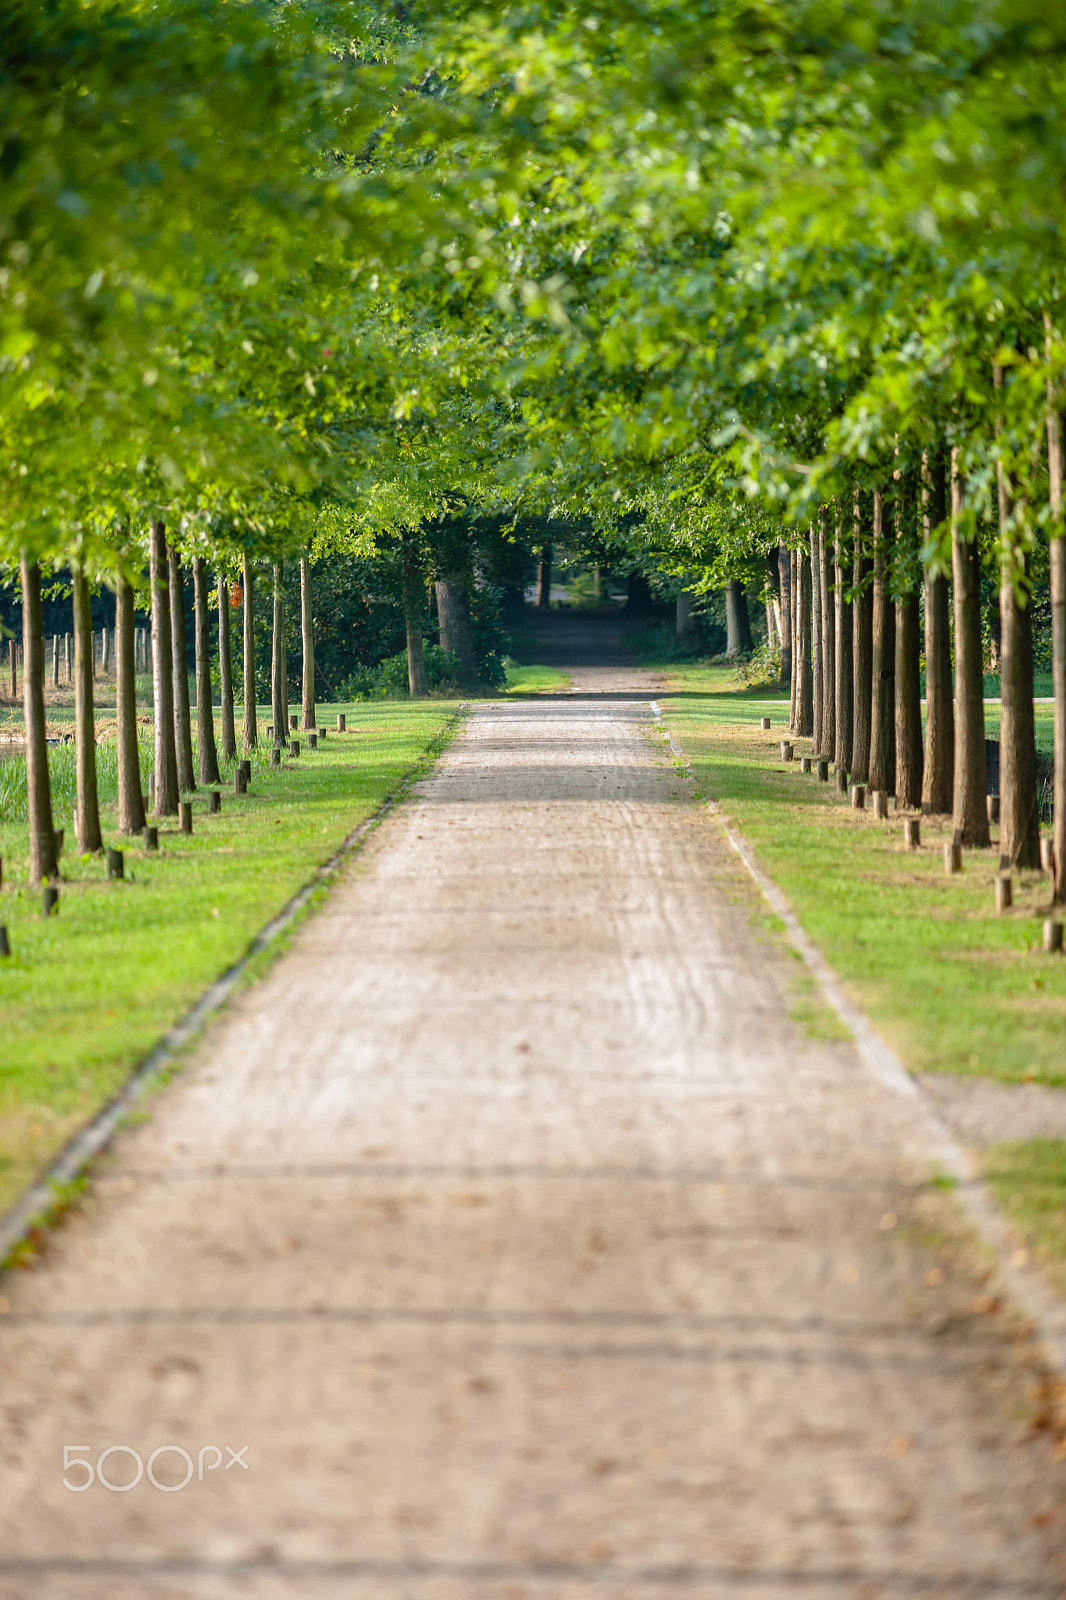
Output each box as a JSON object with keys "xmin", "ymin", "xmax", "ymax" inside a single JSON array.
[{"xmin": 2, "ymin": 668, "xmax": 1066, "ymax": 1599}]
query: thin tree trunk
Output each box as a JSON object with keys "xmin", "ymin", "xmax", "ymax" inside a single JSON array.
[
  {"xmin": 536, "ymin": 545, "xmax": 552, "ymax": 608},
  {"xmin": 242, "ymin": 555, "xmax": 257, "ymax": 751},
  {"xmin": 217, "ymin": 573, "xmax": 237, "ymax": 762},
  {"xmin": 895, "ymin": 587, "xmax": 923, "ymax": 809},
  {"xmin": 52, "ymin": 633, "xmax": 59, "ymax": 688},
  {"xmin": 403, "ymin": 527, "xmax": 429, "ymax": 697},
  {"xmin": 789, "ymin": 548, "xmax": 800, "ymax": 728},
  {"xmin": 66, "ymin": 631, "xmax": 72, "ymax": 684},
  {"xmin": 834, "ymin": 512, "xmax": 853, "ymax": 775},
  {"xmin": 811, "ymin": 524, "xmax": 823, "ymax": 751},
  {"xmin": 950, "ymin": 451, "xmax": 990, "ymax": 847},
  {"xmin": 168, "ymin": 550, "xmax": 195, "ymax": 792},
  {"xmin": 869, "ymin": 489, "xmax": 896, "ymax": 795},
  {"xmin": 435, "ymin": 576, "xmax": 479, "ymax": 690},
  {"xmin": 272, "ymin": 561, "xmax": 288, "ymax": 745},
  {"xmin": 796, "ymin": 542, "xmax": 814, "ymax": 737},
  {"xmin": 20, "ymin": 555, "xmax": 58, "ymax": 885},
  {"xmin": 819, "ymin": 513, "xmax": 835, "ymax": 760},
  {"xmin": 778, "ymin": 540, "xmax": 792, "ymax": 694},
  {"xmin": 300, "ymin": 555, "xmax": 316, "ymax": 728},
  {"xmin": 150, "ymin": 520, "xmax": 179, "ymax": 817},
  {"xmin": 922, "ymin": 453, "xmax": 954, "ymax": 813},
  {"xmin": 1045, "ymin": 328, "xmax": 1066, "ymax": 901},
  {"xmin": 115, "ymin": 574, "xmax": 145, "ymax": 836},
  {"xmin": 193, "ymin": 557, "xmax": 221, "ymax": 784},
  {"xmin": 10, "ymin": 637, "xmax": 16, "ymax": 698},
  {"xmin": 71, "ymin": 567, "xmax": 103, "ymax": 854},
  {"xmin": 995, "ymin": 364, "xmax": 1040, "ymax": 868},
  {"xmin": 725, "ymin": 580, "xmax": 753, "ymax": 656},
  {"xmin": 852, "ymin": 499, "xmax": 874, "ymax": 786}
]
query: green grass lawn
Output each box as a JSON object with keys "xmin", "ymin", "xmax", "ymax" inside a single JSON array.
[
  {"xmin": 659, "ymin": 665, "xmax": 1065, "ymax": 1086},
  {"xmin": 0, "ymin": 700, "xmax": 457, "ymax": 1217},
  {"xmin": 503, "ymin": 662, "xmax": 572, "ymax": 694}
]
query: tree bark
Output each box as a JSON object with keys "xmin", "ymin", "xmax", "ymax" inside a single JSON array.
[
  {"xmin": 851, "ymin": 498, "xmax": 874, "ymax": 786},
  {"xmin": 20, "ymin": 555, "xmax": 58, "ymax": 885},
  {"xmin": 895, "ymin": 587, "xmax": 923, "ymax": 809},
  {"xmin": 869, "ymin": 488, "xmax": 896, "ymax": 795},
  {"xmin": 834, "ymin": 513, "xmax": 853, "ymax": 775},
  {"xmin": 725, "ymin": 580, "xmax": 753, "ymax": 656},
  {"xmin": 819, "ymin": 514, "xmax": 835, "ymax": 760},
  {"xmin": 995, "ymin": 364, "xmax": 1040, "ymax": 868},
  {"xmin": 536, "ymin": 545, "xmax": 552, "ymax": 608},
  {"xmin": 217, "ymin": 573, "xmax": 237, "ymax": 762},
  {"xmin": 193, "ymin": 557, "xmax": 221, "ymax": 784},
  {"xmin": 300, "ymin": 554, "xmax": 316, "ymax": 728},
  {"xmin": 922, "ymin": 453, "xmax": 954, "ymax": 813},
  {"xmin": 72, "ymin": 567, "xmax": 103, "ymax": 854},
  {"xmin": 811, "ymin": 524, "xmax": 823, "ymax": 751},
  {"xmin": 115, "ymin": 573, "xmax": 145, "ymax": 836},
  {"xmin": 149, "ymin": 519, "xmax": 179, "ymax": 817},
  {"xmin": 950, "ymin": 449, "xmax": 990, "ymax": 847},
  {"xmin": 402, "ymin": 526, "xmax": 429, "ymax": 697},
  {"xmin": 1046, "ymin": 356, "xmax": 1066, "ymax": 901},
  {"xmin": 242, "ymin": 555, "xmax": 257, "ymax": 751},
  {"xmin": 168, "ymin": 550, "xmax": 195, "ymax": 792},
  {"xmin": 796, "ymin": 542, "xmax": 814, "ymax": 737},
  {"xmin": 435, "ymin": 576, "xmax": 479, "ymax": 690},
  {"xmin": 789, "ymin": 548, "xmax": 799, "ymax": 728},
  {"xmin": 272, "ymin": 561, "xmax": 288, "ymax": 745},
  {"xmin": 778, "ymin": 540, "xmax": 792, "ymax": 694}
]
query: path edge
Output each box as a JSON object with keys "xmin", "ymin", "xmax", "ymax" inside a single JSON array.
[
  {"xmin": 650, "ymin": 699, "xmax": 1066, "ymax": 1379},
  {"xmin": 0, "ymin": 707, "xmax": 466, "ymax": 1270}
]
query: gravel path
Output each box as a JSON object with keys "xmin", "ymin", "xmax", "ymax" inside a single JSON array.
[{"xmin": 1, "ymin": 673, "xmax": 1065, "ymax": 1599}]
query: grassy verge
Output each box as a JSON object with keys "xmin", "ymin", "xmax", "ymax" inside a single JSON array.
[
  {"xmin": 503, "ymin": 662, "xmax": 572, "ymax": 694},
  {"xmin": 0, "ymin": 701, "xmax": 457, "ymax": 1217},
  {"xmin": 660, "ymin": 664, "xmax": 1064, "ymax": 1085}
]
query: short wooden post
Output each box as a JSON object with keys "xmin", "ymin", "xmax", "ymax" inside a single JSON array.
[
  {"xmin": 42, "ymin": 885, "xmax": 59, "ymax": 917},
  {"xmin": 337, "ymin": 713, "xmax": 346, "ymax": 732},
  {"xmin": 1040, "ymin": 837, "xmax": 1053, "ymax": 873},
  {"xmin": 0, "ymin": 926, "xmax": 9, "ymax": 958},
  {"xmin": 779, "ymin": 739, "xmax": 793, "ymax": 761},
  {"xmin": 872, "ymin": 789, "xmax": 888, "ymax": 821},
  {"xmin": 208, "ymin": 790, "xmax": 221, "ymax": 814},
  {"xmin": 987, "ymin": 794, "xmax": 1000, "ymax": 823},
  {"xmin": 318, "ymin": 727, "xmax": 326, "ymax": 741},
  {"xmin": 107, "ymin": 847, "xmax": 124, "ymax": 880},
  {"xmin": 239, "ymin": 758, "xmax": 251, "ymax": 782},
  {"xmin": 234, "ymin": 768, "xmax": 246, "ymax": 795},
  {"xmin": 816, "ymin": 759, "xmax": 829, "ymax": 782},
  {"xmin": 800, "ymin": 755, "xmax": 812, "ymax": 774},
  {"xmin": 290, "ymin": 739, "xmax": 300, "ymax": 758},
  {"xmin": 270, "ymin": 747, "xmax": 281, "ymax": 768},
  {"xmin": 143, "ymin": 825, "xmax": 159, "ymax": 852},
  {"xmin": 760, "ymin": 716, "xmax": 771, "ymax": 731},
  {"xmin": 308, "ymin": 732, "xmax": 317, "ymax": 749},
  {"xmin": 266, "ymin": 724, "xmax": 273, "ymax": 742},
  {"xmin": 835, "ymin": 767, "xmax": 848, "ymax": 795},
  {"xmin": 850, "ymin": 784, "xmax": 865, "ymax": 810},
  {"xmin": 290, "ymin": 713, "xmax": 298, "ymax": 731},
  {"xmin": 903, "ymin": 817, "xmax": 920, "ymax": 850},
  {"xmin": 944, "ymin": 839, "xmax": 962, "ymax": 874},
  {"xmin": 179, "ymin": 801, "xmax": 193, "ymax": 834},
  {"xmin": 1042, "ymin": 919, "xmax": 1064, "ymax": 954},
  {"xmin": 995, "ymin": 874, "xmax": 1012, "ymax": 913}
]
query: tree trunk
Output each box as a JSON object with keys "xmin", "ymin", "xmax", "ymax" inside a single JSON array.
[
  {"xmin": 778, "ymin": 540, "xmax": 792, "ymax": 694},
  {"xmin": 725, "ymin": 580, "xmax": 752, "ymax": 656},
  {"xmin": 834, "ymin": 513, "xmax": 853, "ymax": 775},
  {"xmin": 895, "ymin": 586, "xmax": 923, "ymax": 809},
  {"xmin": 796, "ymin": 543, "xmax": 814, "ymax": 736},
  {"xmin": 149, "ymin": 519, "xmax": 179, "ymax": 817},
  {"xmin": 435, "ymin": 576, "xmax": 479, "ymax": 690},
  {"xmin": 789, "ymin": 548, "xmax": 800, "ymax": 728},
  {"xmin": 20, "ymin": 555, "xmax": 58, "ymax": 886},
  {"xmin": 168, "ymin": 550, "xmax": 195, "ymax": 792},
  {"xmin": 217, "ymin": 573, "xmax": 237, "ymax": 762},
  {"xmin": 115, "ymin": 574, "xmax": 146, "ymax": 836},
  {"xmin": 810, "ymin": 525, "xmax": 823, "ymax": 752},
  {"xmin": 922, "ymin": 453, "xmax": 954, "ymax": 813},
  {"xmin": 402, "ymin": 527, "xmax": 429, "ymax": 697},
  {"xmin": 950, "ymin": 450, "xmax": 990, "ymax": 847},
  {"xmin": 995, "ymin": 366, "xmax": 1040, "ymax": 869},
  {"xmin": 869, "ymin": 489, "xmax": 896, "ymax": 795},
  {"xmin": 851, "ymin": 500, "xmax": 874, "ymax": 786},
  {"xmin": 71, "ymin": 567, "xmax": 103, "ymax": 854},
  {"xmin": 536, "ymin": 545, "xmax": 552, "ymax": 608},
  {"xmin": 1046, "ymin": 354, "xmax": 1066, "ymax": 902},
  {"xmin": 300, "ymin": 555, "xmax": 316, "ymax": 728},
  {"xmin": 272, "ymin": 561, "xmax": 288, "ymax": 745},
  {"xmin": 242, "ymin": 555, "xmax": 257, "ymax": 751},
  {"xmin": 819, "ymin": 514, "xmax": 835, "ymax": 760},
  {"xmin": 193, "ymin": 557, "xmax": 221, "ymax": 785}
]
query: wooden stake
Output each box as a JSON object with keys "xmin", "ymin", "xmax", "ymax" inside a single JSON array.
[
  {"xmin": 1040, "ymin": 837, "xmax": 1053, "ymax": 872},
  {"xmin": 144, "ymin": 825, "xmax": 159, "ymax": 852},
  {"xmin": 779, "ymin": 739, "xmax": 793, "ymax": 761},
  {"xmin": 179, "ymin": 801, "xmax": 193, "ymax": 834},
  {"xmin": 290, "ymin": 740, "xmax": 300, "ymax": 758},
  {"xmin": 106, "ymin": 847, "xmax": 124, "ymax": 880},
  {"xmin": 760, "ymin": 716, "xmax": 771, "ymax": 731},
  {"xmin": 995, "ymin": 874, "xmax": 1012, "ymax": 913},
  {"xmin": 944, "ymin": 840, "xmax": 962, "ymax": 874},
  {"xmin": 987, "ymin": 794, "xmax": 1000, "ymax": 823},
  {"xmin": 270, "ymin": 747, "xmax": 281, "ymax": 768},
  {"xmin": 234, "ymin": 768, "xmax": 246, "ymax": 795},
  {"xmin": 208, "ymin": 790, "xmax": 221, "ymax": 814},
  {"xmin": 42, "ymin": 885, "xmax": 59, "ymax": 917},
  {"xmin": 903, "ymin": 818, "xmax": 921, "ymax": 849},
  {"xmin": 308, "ymin": 732, "xmax": 317, "ymax": 749},
  {"xmin": 0, "ymin": 926, "xmax": 8, "ymax": 958},
  {"xmin": 835, "ymin": 767, "xmax": 848, "ymax": 795},
  {"xmin": 337, "ymin": 713, "xmax": 346, "ymax": 732},
  {"xmin": 816, "ymin": 759, "xmax": 829, "ymax": 782},
  {"xmin": 1042, "ymin": 919, "xmax": 1064, "ymax": 953},
  {"xmin": 850, "ymin": 784, "xmax": 865, "ymax": 810},
  {"xmin": 872, "ymin": 789, "xmax": 888, "ymax": 820},
  {"xmin": 800, "ymin": 755, "xmax": 812, "ymax": 774},
  {"xmin": 239, "ymin": 759, "xmax": 251, "ymax": 782},
  {"xmin": 290, "ymin": 713, "xmax": 298, "ymax": 732}
]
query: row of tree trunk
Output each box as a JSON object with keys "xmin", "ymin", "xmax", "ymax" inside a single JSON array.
[
  {"xmin": 19, "ymin": 529, "xmax": 320, "ymax": 884},
  {"xmin": 777, "ymin": 453, "xmax": 1063, "ymax": 903}
]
